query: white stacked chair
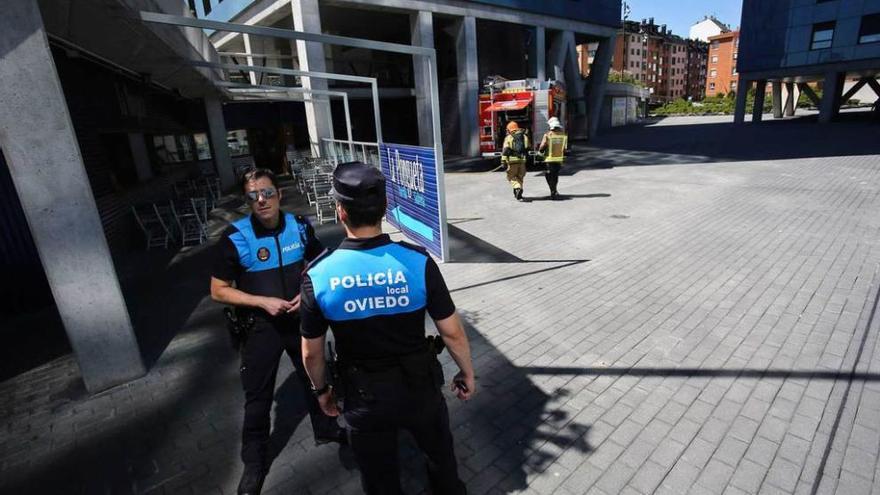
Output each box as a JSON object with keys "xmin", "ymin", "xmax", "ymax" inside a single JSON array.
[{"xmin": 132, "ymin": 204, "xmax": 174, "ymax": 249}]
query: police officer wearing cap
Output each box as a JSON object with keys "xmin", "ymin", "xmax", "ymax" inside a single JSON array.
[
  {"xmin": 210, "ymin": 168, "xmax": 345, "ymax": 495},
  {"xmin": 300, "ymin": 161, "xmax": 475, "ymax": 494}
]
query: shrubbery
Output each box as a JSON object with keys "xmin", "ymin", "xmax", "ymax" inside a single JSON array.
[{"xmin": 652, "ymin": 90, "xmax": 773, "ymax": 116}]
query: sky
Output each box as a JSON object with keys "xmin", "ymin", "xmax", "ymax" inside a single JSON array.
[{"xmin": 622, "ymin": 0, "xmax": 743, "ymax": 38}]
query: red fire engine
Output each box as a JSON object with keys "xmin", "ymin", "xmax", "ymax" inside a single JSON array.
[{"xmin": 479, "ymin": 76, "xmax": 567, "ymax": 158}]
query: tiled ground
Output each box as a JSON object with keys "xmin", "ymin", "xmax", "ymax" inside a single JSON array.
[{"xmin": 2, "ymin": 115, "xmax": 879, "ymax": 494}]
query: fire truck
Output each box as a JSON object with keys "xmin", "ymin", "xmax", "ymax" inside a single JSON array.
[{"xmin": 479, "ymin": 76, "xmax": 567, "ymax": 158}]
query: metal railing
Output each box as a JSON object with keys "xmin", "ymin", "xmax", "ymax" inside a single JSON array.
[{"xmin": 322, "ymin": 138, "xmax": 381, "ymax": 167}]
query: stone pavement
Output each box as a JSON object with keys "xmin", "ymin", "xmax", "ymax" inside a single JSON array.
[{"xmin": 2, "ymin": 115, "xmax": 880, "ymax": 494}]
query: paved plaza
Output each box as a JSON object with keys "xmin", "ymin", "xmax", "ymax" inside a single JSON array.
[{"xmin": 2, "ymin": 115, "xmax": 880, "ymax": 494}]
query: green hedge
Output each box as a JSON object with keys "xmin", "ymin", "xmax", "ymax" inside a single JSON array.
[{"xmin": 652, "ymin": 93, "xmax": 773, "ymax": 116}]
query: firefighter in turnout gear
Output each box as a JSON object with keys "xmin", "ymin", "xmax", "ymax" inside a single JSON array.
[
  {"xmin": 501, "ymin": 121, "xmax": 530, "ymax": 201},
  {"xmin": 300, "ymin": 162, "xmax": 475, "ymax": 494},
  {"xmin": 210, "ymin": 168, "xmax": 345, "ymax": 495},
  {"xmin": 539, "ymin": 117, "xmax": 568, "ymax": 200}
]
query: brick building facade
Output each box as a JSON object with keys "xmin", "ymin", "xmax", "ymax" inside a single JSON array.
[{"xmin": 706, "ymin": 30, "xmax": 740, "ymax": 97}]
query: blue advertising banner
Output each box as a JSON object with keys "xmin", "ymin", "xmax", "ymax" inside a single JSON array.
[{"xmin": 380, "ymin": 143, "xmax": 446, "ymax": 261}]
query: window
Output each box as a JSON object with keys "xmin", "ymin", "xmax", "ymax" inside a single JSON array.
[
  {"xmin": 731, "ymin": 81, "xmax": 737, "ymax": 90},
  {"xmin": 631, "ymin": 48, "xmax": 636, "ymax": 55},
  {"xmin": 710, "ymin": 69, "xmax": 717, "ymax": 77},
  {"xmin": 711, "ymin": 40, "xmax": 720, "ymax": 49},
  {"xmin": 194, "ymin": 133, "xmax": 212, "ymax": 160},
  {"xmin": 811, "ymin": 21, "xmax": 835, "ymax": 50},
  {"xmin": 858, "ymin": 14, "xmax": 880, "ymax": 44},
  {"xmin": 709, "ymin": 82, "xmax": 716, "ymax": 90},
  {"xmin": 711, "ymin": 55, "xmax": 718, "ymax": 63},
  {"xmin": 226, "ymin": 130, "xmax": 250, "ymax": 157},
  {"xmin": 733, "ymin": 52, "xmax": 738, "ymax": 59}
]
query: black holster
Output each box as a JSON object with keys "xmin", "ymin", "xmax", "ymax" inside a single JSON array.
[
  {"xmin": 340, "ymin": 338, "xmax": 447, "ymax": 403},
  {"xmin": 223, "ymin": 307, "xmax": 255, "ymax": 350}
]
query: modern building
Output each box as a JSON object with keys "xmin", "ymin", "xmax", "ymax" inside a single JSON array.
[
  {"xmin": 706, "ymin": 30, "xmax": 740, "ymax": 97},
  {"xmin": 582, "ymin": 18, "xmax": 694, "ymax": 104},
  {"xmin": 0, "ymin": 0, "xmax": 620, "ymax": 392},
  {"xmin": 735, "ymin": 0, "xmax": 880, "ymax": 124},
  {"xmin": 197, "ymin": 0, "xmax": 621, "ymax": 151},
  {"xmin": 689, "ymin": 15, "xmax": 730, "ymax": 42}
]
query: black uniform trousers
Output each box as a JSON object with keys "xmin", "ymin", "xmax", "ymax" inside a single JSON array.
[
  {"xmin": 342, "ymin": 355, "xmax": 466, "ymax": 495},
  {"xmin": 239, "ymin": 316, "xmax": 335, "ymax": 467},
  {"xmin": 545, "ymin": 163, "xmax": 561, "ymax": 194}
]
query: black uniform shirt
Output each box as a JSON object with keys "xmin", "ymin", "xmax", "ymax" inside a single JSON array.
[
  {"xmin": 300, "ymin": 234, "xmax": 455, "ymax": 361},
  {"xmin": 213, "ymin": 212, "xmax": 324, "ymax": 316}
]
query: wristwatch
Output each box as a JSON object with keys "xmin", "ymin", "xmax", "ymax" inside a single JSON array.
[{"xmin": 311, "ymin": 383, "xmax": 331, "ymax": 397}]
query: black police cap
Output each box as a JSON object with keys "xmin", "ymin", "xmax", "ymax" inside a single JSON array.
[{"xmin": 331, "ymin": 161, "xmax": 386, "ymax": 206}]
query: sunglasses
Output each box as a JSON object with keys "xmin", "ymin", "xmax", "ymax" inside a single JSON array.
[{"xmin": 245, "ymin": 188, "xmax": 277, "ymax": 202}]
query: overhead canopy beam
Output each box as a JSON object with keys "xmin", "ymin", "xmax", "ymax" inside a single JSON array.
[
  {"xmin": 140, "ymin": 11, "xmax": 450, "ymax": 260},
  {"xmin": 139, "ymin": 11, "xmax": 434, "ymax": 56},
  {"xmin": 218, "ymin": 81, "xmax": 354, "ymax": 156},
  {"xmin": 193, "ymin": 60, "xmax": 382, "ymax": 143}
]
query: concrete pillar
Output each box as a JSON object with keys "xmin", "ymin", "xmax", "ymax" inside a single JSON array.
[
  {"xmin": 771, "ymin": 81, "xmax": 783, "ymax": 119},
  {"xmin": 784, "ymin": 82, "xmax": 796, "ymax": 117},
  {"xmin": 292, "ymin": 0, "xmax": 333, "ymax": 156},
  {"xmin": 411, "ymin": 11, "xmax": 435, "ymax": 147},
  {"xmin": 534, "ymin": 26, "xmax": 546, "ymax": 81},
  {"xmin": 752, "ymin": 79, "xmax": 767, "ymax": 122},
  {"xmin": 127, "ymin": 133, "xmax": 153, "ymax": 182},
  {"xmin": 0, "ymin": 0, "xmax": 145, "ymax": 392},
  {"xmin": 205, "ymin": 95, "xmax": 235, "ymax": 189},
  {"xmin": 586, "ymin": 35, "xmax": 614, "ymax": 138},
  {"xmin": 819, "ymin": 71, "xmax": 844, "ymax": 124},
  {"xmin": 734, "ymin": 78, "xmax": 750, "ymax": 123},
  {"xmin": 550, "ymin": 30, "xmax": 587, "ymax": 138},
  {"xmin": 455, "ymin": 16, "xmax": 480, "ymax": 157}
]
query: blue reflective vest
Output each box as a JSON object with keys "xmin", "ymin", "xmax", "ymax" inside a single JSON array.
[
  {"xmin": 228, "ymin": 212, "xmax": 308, "ymax": 300},
  {"xmin": 308, "ymin": 243, "xmax": 428, "ymax": 322}
]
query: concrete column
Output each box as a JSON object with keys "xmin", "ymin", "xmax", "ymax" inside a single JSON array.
[
  {"xmin": 818, "ymin": 71, "xmax": 844, "ymax": 124},
  {"xmin": 127, "ymin": 133, "xmax": 153, "ymax": 182},
  {"xmin": 0, "ymin": 0, "xmax": 145, "ymax": 393},
  {"xmin": 534, "ymin": 26, "xmax": 546, "ymax": 81},
  {"xmin": 752, "ymin": 79, "xmax": 767, "ymax": 122},
  {"xmin": 455, "ymin": 16, "xmax": 480, "ymax": 157},
  {"xmin": 771, "ymin": 81, "xmax": 783, "ymax": 119},
  {"xmin": 550, "ymin": 30, "xmax": 587, "ymax": 138},
  {"xmin": 784, "ymin": 82, "xmax": 796, "ymax": 117},
  {"xmin": 292, "ymin": 0, "xmax": 333, "ymax": 156},
  {"xmin": 734, "ymin": 78, "xmax": 750, "ymax": 123},
  {"xmin": 410, "ymin": 11, "xmax": 435, "ymax": 147},
  {"xmin": 204, "ymin": 95, "xmax": 235, "ymax": 189},
  {"xmin": 586, "ymin": 35, "xmax": 614, "ymax": 139}
]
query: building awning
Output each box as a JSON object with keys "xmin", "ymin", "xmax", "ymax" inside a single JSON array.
[{"xmin": 485, "ymin": 97, "xmax": 532, "ymax": 112}]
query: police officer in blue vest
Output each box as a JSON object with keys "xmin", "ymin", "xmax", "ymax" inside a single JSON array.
[
  {"xmin": 211, "ymin": 168, "xmax": 344, "ymax": 495},
  {"xmin": 300, "ymin": 161, "xmax": 476, "ymax": 494}
]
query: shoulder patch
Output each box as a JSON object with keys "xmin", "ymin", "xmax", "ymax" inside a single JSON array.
[
  {"xmin": 304, "ymin": 248, "xmax": 334, "ymax": 272},
  {"xmin": 396, "ymin": 240, "xmax": 428, "ymax": 256}
]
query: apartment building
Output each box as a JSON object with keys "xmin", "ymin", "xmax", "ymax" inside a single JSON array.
[
  {"xmin": 583, "ymin": 18, "xmax": 697, "ymax": 103},
  {"xmin": 686, "ymin": 39, "xmax": 709, "ymax": 100},
  {"xmin": 706, "ymin": 30, "xmax": 740, "ymax": 97}
]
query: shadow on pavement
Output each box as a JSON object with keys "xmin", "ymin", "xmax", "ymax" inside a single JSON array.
[
  {"xmin": 525, "ymin": 193, "xmax": 611, "ymax": 202},
  {"xmin": 580, "ymin": 113, "xmax": 880, "ymax": 169}
]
